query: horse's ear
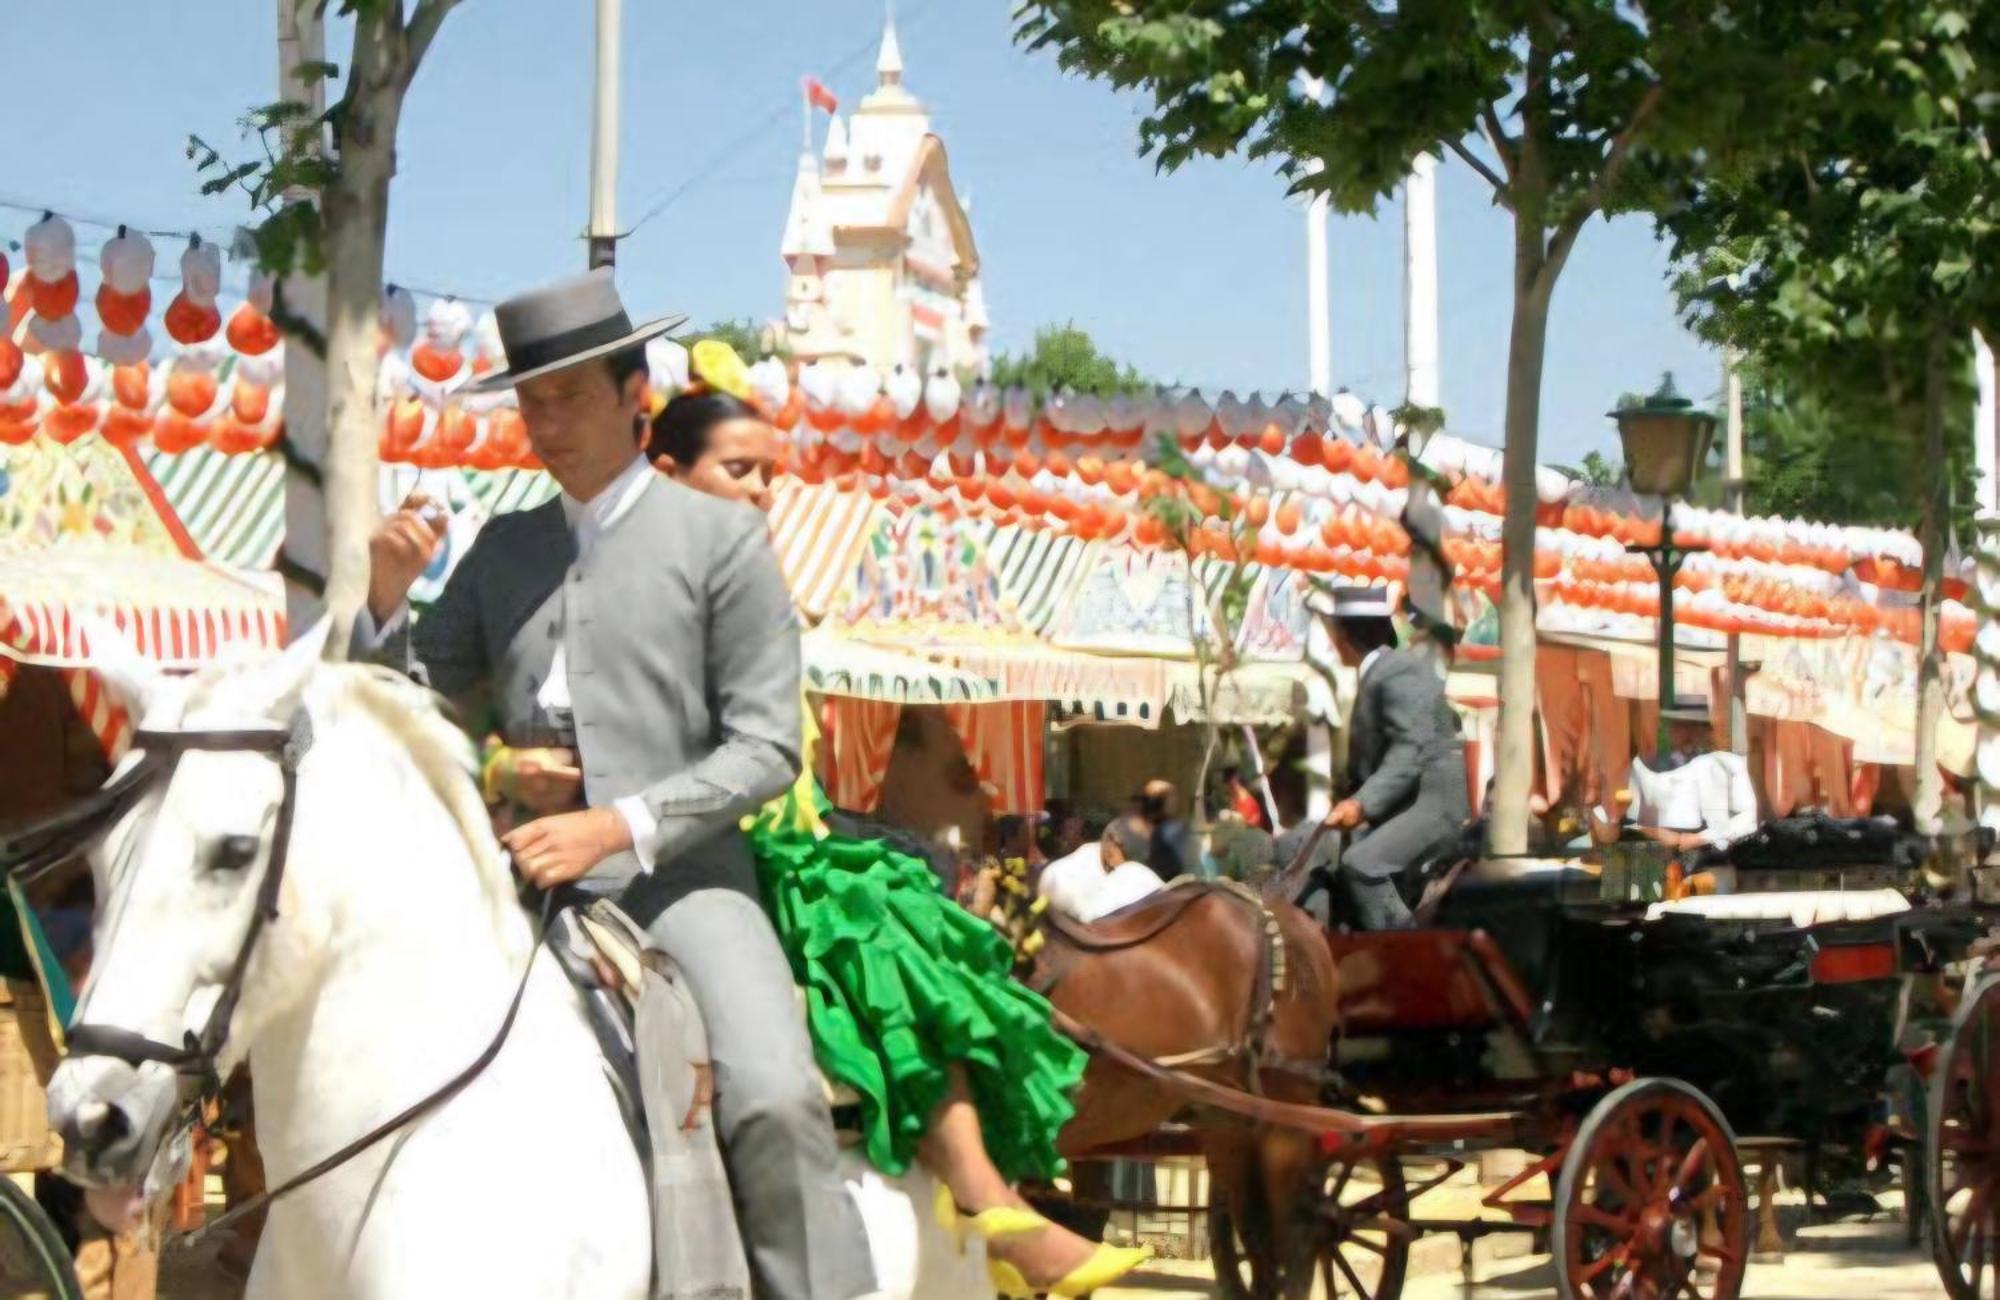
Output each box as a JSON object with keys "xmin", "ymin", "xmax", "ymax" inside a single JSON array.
[
  {"xmin": 78, "ymin": 615, "xmax": 163, "ymax": 722},
  {"xmin": 254, "ymin": 616, "xmax": 332, "ymax": 715}
]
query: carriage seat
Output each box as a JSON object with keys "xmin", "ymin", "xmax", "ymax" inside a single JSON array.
[{"xmin": 1644, "ymin": 888, "xmax": 1910, "ymax": 929}]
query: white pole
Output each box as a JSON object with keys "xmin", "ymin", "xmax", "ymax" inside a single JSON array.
[
  {"xmin": 1977, "ymin": 331, "xmax": 1997, "ymax": 514},
  {"xmin": 1723, "ymin": 346, "xmax": 1748, "ymax": 755},
  {"xmin": 1402, "ymin": 152, "xmax": 1440, "ymax": 408},
  {"xmin": 1306, "ymin": 174, "xmax": 1331, "ymax": 397},
  {"xmin": 1300, "ymin": 76, "xmax": 1332, "ymax": 397},
  {"xmin": 588, "ymin": 0, "xmax": 622, "ymax": 269}
]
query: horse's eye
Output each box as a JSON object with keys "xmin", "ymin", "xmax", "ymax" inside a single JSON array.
[{"xmin": 209, "ymin": 834, "xmax": 262, "ymax": 873}]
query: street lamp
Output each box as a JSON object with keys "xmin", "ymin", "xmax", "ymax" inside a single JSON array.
[{"xmin": 1610, "ymin": 373, "xmax": 1717, "ymax": 761}]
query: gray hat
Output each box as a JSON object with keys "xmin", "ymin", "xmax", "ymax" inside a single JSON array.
[{"xmin": 465, "ymin": 268, "xmax": 686, "ymax": 394}]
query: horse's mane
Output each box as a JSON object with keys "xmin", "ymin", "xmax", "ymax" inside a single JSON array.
[
  {"xmin": 181, "ymin": 658, "xmax": 528, "ymax": 960},
  {"xmin": 323, "ymin": 666, "xmax": 531, "ymax": 958}
]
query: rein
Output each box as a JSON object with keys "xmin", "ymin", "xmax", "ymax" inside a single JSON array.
[
  {"xmin": 52, "ymin": 717, "xmax": 549, "ymax": 1244},
  {"xmin": 181, "ymin": 889, "xmax": 552, "ymax": 1247}
]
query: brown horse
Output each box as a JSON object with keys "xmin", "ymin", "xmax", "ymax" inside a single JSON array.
[{"xmin": 1023, "ymin": 881, "xmax": 1339, "ymax": 1300}]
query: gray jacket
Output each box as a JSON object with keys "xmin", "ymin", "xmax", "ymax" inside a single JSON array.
[
  {"xmin": 364, "ymin": 474, "xmax": 802, "ymax": 908},
  {"xmin": 1345, "ymin": 649, "xmax": 1468, "ymax": 828}
]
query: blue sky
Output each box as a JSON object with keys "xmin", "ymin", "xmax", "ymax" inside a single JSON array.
[{"xmin": 1, "ymin": 0, "xmax": 1717, "ymax": 466}]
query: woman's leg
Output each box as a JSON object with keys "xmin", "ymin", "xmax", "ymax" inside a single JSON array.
[{"xmin": 916, "ymin": 1066, "xmax": 1098, "ymax": 1283}]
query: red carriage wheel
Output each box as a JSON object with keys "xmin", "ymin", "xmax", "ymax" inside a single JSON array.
[
  {"xmin": 1314, "ymin": 1154, "xmax": 1411, "ymax": 1300},
  {"xmin": 1210, "ymin": 1152, "xmax": 1409, "ymax": 1300},
  {"xmin": 1928, "ymin": 974, "xmax": 2000, "ymax": 1299},
  {"xmin": 1552, "ymin": 1078, "xmax": 1749, "ymax": 1300}
]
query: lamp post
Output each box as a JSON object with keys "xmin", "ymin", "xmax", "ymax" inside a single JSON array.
[{"xmin": 1611, "ymin": 373, "xmax": 1717, "ymax": 762}]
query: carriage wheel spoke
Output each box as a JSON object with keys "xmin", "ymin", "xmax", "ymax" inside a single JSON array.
[
  {"xmin": 1687, "ymin": 1183, "xmax": 1733, "ymax": 1215},
  {"xmin": 1596, "ymin": 1154, "xmax": 1646, "ymax": 1206},
  {"xmin": 1575, "ymin": 1203, "xmax": 1635, "ymax": 1235},
  {"xmin": 1340, "ymin": 1230, "xmax": 1389, "ymax": 1257},
  {"xmin": 1697, "ymin": 1239, "xmax": 1741, "ymax": 1266},
  {"xmin": 1578, "ymin": 1243, "xmax": 1627, "ymax": 1285},
  {"xmin": 1328, "ymin": 1161, "xmax": 1355, "ymax": 1202},
  {"xmin": 1953, "ymin": 1185, "xmax": 1992, "ymax": 1260},
  {"xmin": 1609, "ymin": 1272, "xmax": 1638, "ymax": 1300},
  {"xmin": 1331, "ymin": 1245, "xmax": 1371, "ymax": 1298},
  {"xmin": 1672, "ymin": 1137, "xmax": 1711, "ymax": 1197}
]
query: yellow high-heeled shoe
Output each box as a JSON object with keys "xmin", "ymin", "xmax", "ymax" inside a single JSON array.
[
  {"xmin": 987, "ymin": 1240, "xmax": 1153, "ymax": 1298},
  {"xmin": 934, "ymin": 1183, "xmax": 1053, "ymax": 1244},
  {"xmin": 1047, "ymin": 1241, "xmax": 1152, "ymax": 1297}
]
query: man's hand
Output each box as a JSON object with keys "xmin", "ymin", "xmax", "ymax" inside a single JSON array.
[
  {"xmin": 504, "ymin": 808, "xmax": 633, "ymax": 889},
  {"xmin": 495, "ymin": 747, "xmax": 583, "ymax": 813},
  {"xmin": 1323, "ymin": 799, "xmax": 1365, "ymax": 831},
  {"xmin": 367, "ymin": 492, "xmax": 446, "ymax": 625}
]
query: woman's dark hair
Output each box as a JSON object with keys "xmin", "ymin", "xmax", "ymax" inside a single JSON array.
[
  {"xmin": 646, "ymin": 389, "xmax": 761, "ymax": 467},
  {"xmin": 1332, "ymin": 615, "xmax": 1399, "ymax": 655}
]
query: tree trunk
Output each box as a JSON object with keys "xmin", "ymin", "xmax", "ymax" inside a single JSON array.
[
  {"xmin": 1912, "ymin": 327, "xmax": 1949, "ymax": 833},
  {"xmin": 316, "ymin": 21, "xmax": 408, "ymax": 660},
  {"xmin": 1487, "ymin": 248, "xmax": 1556, "ymax": 856},
  {"xmin": 276, "ymin": 0, "xmax": 329, "ymax": 636}
]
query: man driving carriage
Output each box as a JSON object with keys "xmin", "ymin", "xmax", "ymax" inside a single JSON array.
[{"xmin": 1303, "ymin": 585, "xmax": 1469, "ymax": 930}]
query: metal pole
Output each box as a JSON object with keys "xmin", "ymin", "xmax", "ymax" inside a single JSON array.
[
  {"xmin": 1723, "ymin": 348, "xmax": 1748, "ymax": 755},
  {"xmin": 1657, "ymin": 535, "xmax": 1678, "ymax": 762},
  {"xmin": 588, "ymin": 0, "xmax": 622, "ymax": 269},
  {"xmin": 1306, "ymin": 173, "xmax": 1332, "ymax": 396},
  {"xmin": 1403, "ymin": 153, "xmax": 1441, "ymax": 409},
  {"xmin": 1301, "ymin": 76, "xmax": 1332, "ymax": 396}
]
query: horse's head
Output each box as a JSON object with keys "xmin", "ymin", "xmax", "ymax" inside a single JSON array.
[{"xmin": 47, "ymin": 620, "xmax": 332, "ymax": 1189}]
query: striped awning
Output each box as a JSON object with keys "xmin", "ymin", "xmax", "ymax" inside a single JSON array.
[
  {"xmin": 0, "ymin": 541, "xmax": 285, "ymax": 669},
  {"xmin": 769, "ymin": 481, "xmax": 882, "ymax": 623},
  {"xmin": 140, "ymin": 445, "xmax": 286, "ymax": 568},
  {"xmin": 802, "ymin": 628, "xmax": 1000, "ymax": 703},
  {"xmin": 462, "ymin": 467, "xmax": 560, "ymax": 518},
  {"xmin": 1164, "ymin": 662, "xmax": 1305, "ymax": 726},
  {"xmin": 986, "ymin": 524, "xmax": 1098, "ymax": 635},
  {"xmin": 852, "ymin": 627, "xmax": 1174, "ymax": 718}
]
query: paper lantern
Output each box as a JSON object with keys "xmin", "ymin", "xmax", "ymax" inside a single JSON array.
[
  {"xmin": 94, "ymin": 328, "xmax": 152, "ymax": 369},
  {"xmin": 0, "ymin": 339, "xmax": 24, "ymax": 392},
  {"xmin": 24, "ymin": 215, "xmax": 78, "ymax": 319},
  {"xmin": 166, "ymin": 367, "xmax": 219, "ymax": 419},
  {"xmin": 29, "ymin": 313, "xmax": 82, "ymax": 353},
  {"xmin": 1172, "ymin": 390, "xmax": 1210, "ymax": 446},
  {"xmin": 378, "ymin": 285, "xmax": 418, "ymax": 351},
  {"xmin": 43, "ymin": 350, "xmax": 88, "ymax": 404},
  {"xmin": 95, "ymin": 283, "xmax": 152, "ymax": 337}
]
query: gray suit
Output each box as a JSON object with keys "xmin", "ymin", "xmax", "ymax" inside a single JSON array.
[
  {"xmin": 366, "ymin": 473, "xmax": 876, "ymax": 1299},
  {"xmin": 1337, "ymin": 649, "xmax": 1470, "ymax": 928}
]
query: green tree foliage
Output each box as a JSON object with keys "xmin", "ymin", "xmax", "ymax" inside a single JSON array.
[
  {"xmin": 1013, "ymin": 0, "xmax": 1820, "ymax": 854},
  {"xmin": 987, "ymin": 322, "xmax": 1151, "ymax": 398},
  {"xmin": 1664, "ymin": 0, "xmax": 2000, "ymax": 827},
  {"xmin": 688, "ymin": 318, "xmax": 784, "ymax": 362}
]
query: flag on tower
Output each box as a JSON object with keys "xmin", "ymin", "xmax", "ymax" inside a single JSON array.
[{"xmin": 804, "ymin": 76, "xmax": 839, "ymax": 114}]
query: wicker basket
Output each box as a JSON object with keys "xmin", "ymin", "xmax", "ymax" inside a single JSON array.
[{"xmin": 0, "ymin": 982, "xmax": 60, "ymax": 1173}]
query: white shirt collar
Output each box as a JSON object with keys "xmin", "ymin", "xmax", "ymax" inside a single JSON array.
[
  {"xmin": 1359, "ymin": 647, "xmax": 1388, "ymax": 683},
  {"xmin": 558, "ymin": 455, "xmax": 653, "ymax": 551}
]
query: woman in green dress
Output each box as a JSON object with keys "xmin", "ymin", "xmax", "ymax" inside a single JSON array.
[{"xmin": 629, "ymin": 350, "xmax": 1148, "ymax": 1297}]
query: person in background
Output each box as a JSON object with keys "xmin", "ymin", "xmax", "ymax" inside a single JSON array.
[
  {"xmin": 1221, "ymin": 766, "xmax": 1270, "ymax": 830},
  {"xmin": 1138, "ymin": 779, "xmax": 1199, "ymax": 879},
  {"xmin": 1308, "ymin": 585, "xmax": 1469, "ymax": 930},
  {"xmin": 1591, "ymin": 701, "xmax": 1757, "ymax": 852},
  {"xmin": 1037, "ymin": 814, "xmax": 1168, "ymax": 923}
]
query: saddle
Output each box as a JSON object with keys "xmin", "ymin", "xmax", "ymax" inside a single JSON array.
[{"xmin": 545, "ymin": 900, "xmax": 754, "ymax": 1299}]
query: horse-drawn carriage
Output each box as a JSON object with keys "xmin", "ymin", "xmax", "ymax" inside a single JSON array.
[{"xmin": 1033, "ymin": 828, "xmax": 2000, "ymax": 1300}]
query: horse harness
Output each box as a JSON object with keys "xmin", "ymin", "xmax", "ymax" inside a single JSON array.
[
  {"xmin": 1030, "ymin": 878, "xmax": 1310, "ymax": 1095},
  {"xmin": 40, "ymin": 716, "xmax": 546, "ymax": 1246}
]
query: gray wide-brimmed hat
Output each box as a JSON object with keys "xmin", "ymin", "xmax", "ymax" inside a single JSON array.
[{"xmin": 465, "ymin": 268, "xmax": 687, "ymax": 394}]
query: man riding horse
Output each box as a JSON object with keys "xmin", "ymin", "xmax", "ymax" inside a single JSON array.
[{"xmin": 357, "ymin": 271, "xmax": 878, "ymax": 1300}]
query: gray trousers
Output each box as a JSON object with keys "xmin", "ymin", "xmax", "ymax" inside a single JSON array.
[{"xmin": 630, "ymin": 884, "xmax": 878, "ymax": 1300}]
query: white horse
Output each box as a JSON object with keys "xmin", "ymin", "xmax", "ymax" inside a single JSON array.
[{"xmin": 45, "ymin": 623, "xmax": 990, "ymax": 1299}]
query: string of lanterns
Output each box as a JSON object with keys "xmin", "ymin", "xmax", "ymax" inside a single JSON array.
[{"xmin": 0, "ymin": 212, "xmax": 1963, "ymax": 651}]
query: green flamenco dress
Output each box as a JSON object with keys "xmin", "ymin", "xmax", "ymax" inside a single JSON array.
[{"xmin": 746, "ymin": 710, "xmax": 1086, "ymax": 1184}]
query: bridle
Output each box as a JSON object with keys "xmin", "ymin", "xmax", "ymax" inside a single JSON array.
[
  {"xmin": 49, "ymin": 710, "xmax": 546, "ymax": 1245},
  {"xmin": 65, "ymin": 716, "xmax": 312, "ymax": 1102}
]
